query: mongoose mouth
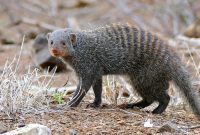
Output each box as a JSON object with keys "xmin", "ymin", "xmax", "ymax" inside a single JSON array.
[
  {"xmin": 52, "ymin": 53, "xmax": 61, "ymax": 57},
  {"xmin": 50, "ymin": 50, "xmax": 66, "ymax": 57}
]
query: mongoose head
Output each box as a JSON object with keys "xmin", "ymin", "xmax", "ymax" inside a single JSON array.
[{"xmin": 46, "ymin": 29, "xmax": 76, "ymax": 57}]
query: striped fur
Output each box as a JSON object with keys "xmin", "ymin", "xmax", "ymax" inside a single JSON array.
[{"xmin": 47, "ymin": 23, "xmax": 200, "ymax": 120}]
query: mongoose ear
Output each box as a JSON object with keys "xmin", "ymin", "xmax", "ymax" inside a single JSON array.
[
  {"xmin": 46, "ymin": 33, "xmax": 51, "ymax": 39},
  {"xmin": 70, "ymin": 33, "xmax": 77, "ymax": 46}
]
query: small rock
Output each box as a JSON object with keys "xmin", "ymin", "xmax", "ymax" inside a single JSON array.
[
  {"xmin": 58, "ymin": 1, "xmax": 79, "ymax": 9},
  {"xmin": 117, "ymin": 120, "xmax": 127, "ymax": 126},
  {"xmin": 0, "ymin": 124, "xmax": 7, "ymax": 134},
  {"xmin": 25, "ymin": 29, "xmax": 39, "ymax": 39},
  {"xmin": 3, "ymin": 124, "xmax": 51, "ymax": 135},
  {"xmin": 117, "ymin": 103, "xmax": 128, "ymax": 109},
  {"xmin": 183, "ymin": 19, "xmax": 200, "ymax": 38},
  {"xmin": 144, "ymin": 119, "xmax": 153, "ymax": 127},
  {"xmin": 1, "ymin": 37, "xmax": 15, "ymax": 44},
  {"xmin": 158, "ymin": 122, "xmax": 178, "ymax": 133},
  {"xmin": 49, "ymin": 104, "xmax": 66, "ymax": 110},
  {"xmin": 69, "ymin": 130, "xmax": 77, "ymax": 135}
]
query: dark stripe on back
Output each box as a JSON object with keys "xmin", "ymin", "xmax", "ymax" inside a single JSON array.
[
  {"xmin": 161, "ymin": 44, "xmax": 170, "ymax": 64},
  {"xmin": 132, "ymin": 26, "xmax": 139, "ymax": 57},
  {"xmin": 150, "ymin": 35, "xmax": 159, "ymax": 58},
  {"xmin": 143, "ymin": 30, "xmax": 149, "ymax": 60},
  {"xmin": 110, "ymin": 24, "xmax": 119, "ymax": 45},
  {"xmin": 125, "ymin": 24, "xmax": 133, "ymax": 52},
  {"xmin": 96, "ymin": 30, "xmax": 101, "ymax": 45},
  {"xmin": 105, "ymin": 26, "xmax": 112, "ymax": 38},
  {"xmin": 155, "ymin": 39, "xmax": 164, "ymax": 59},
  {"xmin": 140, "ymin": 28, "xmax": 146, "ymax": 60},
  {"xmin": 121, "ymin": 24, "xmax": 129, "ymax": 49},
  {"xmin": 145, "ymin": 31, "xmax": 152, "ymax": 58},
  {"xmin": 116, "ymin": 24, "xmax": 126, "ymax": 48}
]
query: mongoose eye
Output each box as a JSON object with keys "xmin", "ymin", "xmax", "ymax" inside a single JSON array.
[
  {"xmin": 62, "ymin": 42, "xmax": 66, "ymax": 46},
  {"xmin": 50, "ymin": 41, "xmax": 53, "ymax": 45}
]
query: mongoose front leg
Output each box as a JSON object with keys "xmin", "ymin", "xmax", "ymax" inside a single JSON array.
[
  {"xmin": 68, "ymin": 77, "xmax": 92, "ymax": 107},
  {"xmin": 86, "ymin": 77, "xmax": 102, "ymax": 108}
]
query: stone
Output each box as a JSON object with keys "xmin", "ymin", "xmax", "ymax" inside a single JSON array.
[
  {"xmin": 158, "ymin": 122, "xmax": 178, "ymax": 133},
  {"xmin": 3, "ymin": 124, "xmax": 51, "ymax": 135},
  {"xmin": 0, "ymin": 124, "xmax": 7, "ymax": 134}
]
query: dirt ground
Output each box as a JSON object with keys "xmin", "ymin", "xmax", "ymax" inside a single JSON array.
[{"xmin": 1, "ymin": 0, "xmax": 200, "ymax": 135}]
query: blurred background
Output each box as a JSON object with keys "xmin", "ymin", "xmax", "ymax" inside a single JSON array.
[
  {"xmin": 0, "ymin": 0, "xmax": 200, "ymax": 38},
  {"xmin": 1, "ymin": 0, "xmax": 200, "ymax": 38},
  {"xmin": 0, "ymin": 0, "xmax": 200, "ymax": 88}
]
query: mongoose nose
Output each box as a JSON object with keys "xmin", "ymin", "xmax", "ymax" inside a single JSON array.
[{"xmin": 52, "ymin": 49, "xmax": 58, "ymax": 53}]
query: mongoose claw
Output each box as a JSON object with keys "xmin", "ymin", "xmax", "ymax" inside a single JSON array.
[
  {"xmin": 145, "ymin": 110, "xmax": 151, "ymax": 114},
  {"xmin": 86, "ymin": 103, "xmax": 102, "ymax": 108},
  {"xmin": 126, "ymin": 103, "xmax": 135, "ymax": 109}
]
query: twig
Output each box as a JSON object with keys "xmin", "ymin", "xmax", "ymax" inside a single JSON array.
[
  {"xmin": 5, "ymin": 17, "xmax": 60, "ymax": 31},
  {"xmin": 14, "ymin": 35, "xmax": 25, "ymax": 73},
  {"xmin": 19, "ymin": 1, "xmax": 48, "ymax": 15},
  {"xmin": 185, "ymin": 42, "xmax": 200, "ymax": 75},
  {"xmin": 49, "ymin": 0, "xmax": 57, "ymax": 16},
  {"xmin": 27, "ymin": 0, "xmax": 48, "ymax": 11},
  {"xmin": 62, "ymin": 77, "xmax": 69, "ymax": 87},
  {"xmin": 119, "ymin": 109, "xmax": 140, "ymax": 116},
  {"xmin": 180, "ymin": 125, "xmax": 200, "ymax": 129},
  {"xmin": 21, "ymin": 17, "xmax": 60, "ymax": 31}
]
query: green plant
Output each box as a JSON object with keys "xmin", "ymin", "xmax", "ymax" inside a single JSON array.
[{"xmin": 54, "ymin": 89, "xmax": 66, "ymax": 104}]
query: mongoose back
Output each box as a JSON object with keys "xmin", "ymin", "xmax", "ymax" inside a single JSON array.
[{"xmin": 47, "ymin": 23, "xmax": 200, "ymax": 119}]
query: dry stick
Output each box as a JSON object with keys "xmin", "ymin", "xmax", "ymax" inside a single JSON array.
[
  {"xmin": 18, "ymin": 1, "xmax": 48, "ymax": 15},
  {"xmin": 17, "ymin": 0, "xmax": 67, "ymax": 24},
  {"xmin": 41, "ymin": 66, "xmax": 50, "ymax": 88},
  {"xmin": 108, "ymin": 0, "xmax": 146, "ymax": 28},
  {"xmin": 185, "ymin": 43, "xmax": 200, "ymax": 75},
  {"xmin": 45, "ymin": 66, "xmax": 57, "ymax": 88},
  {"xmin": 51, "ymin": 77, "xmax": 69, "ymax": 95},
  {"xmin": 22, "ymin": 18, "xmax": 60, "ymax": 31},
  {"xmin": 118, "ymin": 109, "xmax": 140, "ymax": 116},
  {"xmin": 61, "ymin": 77, "xmax": 69, "ymax": 87},
  {"xmin": 5, "ymin": 17, "xmax": 60, "ymax": 31},
  {"xmin": 27, "ymin": 0, "xmax": 48, "ymax": 11},
  {"xmin": 180, "ymin": 125, "xmax": 200, "ymax": 129},
  {"xmin": 14, "ymin": 35, "xmax": 25, "ymax": 73},
  {"xmin": 49, "ymin": 0, "xmax": 57, "ymax": 16}
]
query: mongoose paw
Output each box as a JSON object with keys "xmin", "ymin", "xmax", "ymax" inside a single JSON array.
[
  {"xmin": 86, "ymin": 103, "xmax": 102, "ymax": 108},
  {"xmin": 126, "ymin": 103, "xmax": 136, "ymax": 109},
  {"xmin": 145, "ymin": 110, "xmax": 152, "ymax": 114}
]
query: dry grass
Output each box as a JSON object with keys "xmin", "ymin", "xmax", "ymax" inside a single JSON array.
[{"xmin": 0, "ymin": 36, "xmax": 56, "ymax": 117}]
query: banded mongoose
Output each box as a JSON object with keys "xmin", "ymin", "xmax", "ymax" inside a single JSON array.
[{"xmin": 47, "ymin": 23, "xmax": 200, "ymax": 119}]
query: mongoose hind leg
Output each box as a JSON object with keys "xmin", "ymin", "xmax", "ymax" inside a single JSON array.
[
  {"xmin": 127, "ymin": 80, "xmax": 170, "ymax": 114},
  {"xmin": 126, "ymin": 99, "xmax": 153, "ymax": 109},
  {"xmin": 151, "ymin": 81, "xmax": 170, "ymax": 114},
  {"xmin": 152, "ymin": 92, "xmax": 170, "ymax": 114},
  {"xmin": 86, "ymin": 78, "xmax": 102, "ymax": 108}
]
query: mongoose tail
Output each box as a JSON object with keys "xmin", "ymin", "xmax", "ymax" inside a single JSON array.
[{"xmin": 171, "ymin": 60, "xmax": 200, "ymax": 120}]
